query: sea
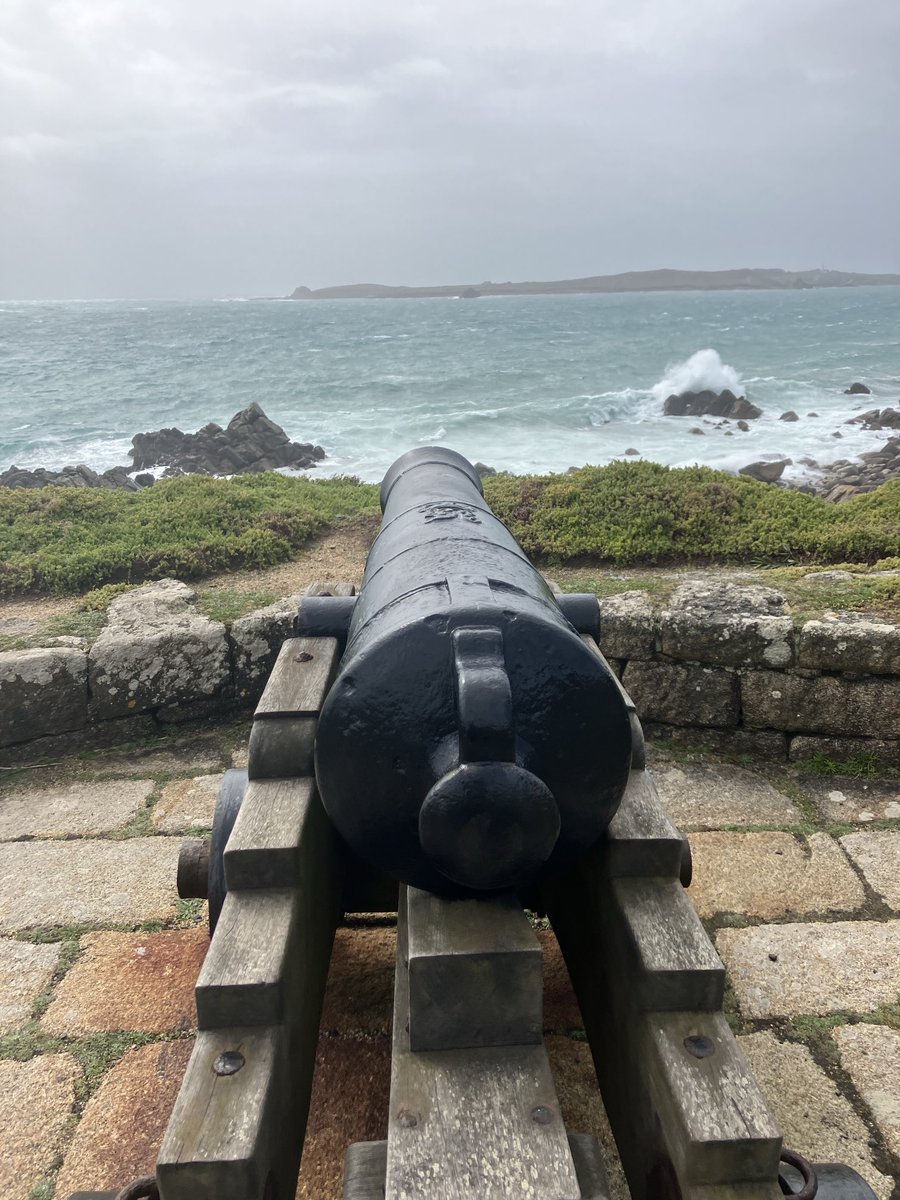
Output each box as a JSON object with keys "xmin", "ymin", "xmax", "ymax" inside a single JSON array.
[{"xmin": 1, "ymin": 287, "xmax": 899, "ymax": 485}]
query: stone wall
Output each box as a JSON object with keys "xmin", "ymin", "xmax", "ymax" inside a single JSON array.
[{"xmin": 2, "ymin": 578, "xmax": 898, "ymax": 766}]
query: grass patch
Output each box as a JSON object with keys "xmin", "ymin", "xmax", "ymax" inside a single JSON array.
[
  {"xmin": 797, "ymin": 752, "xmax": 894, "ymax": 779},
  {"xmin": 3, "ymin": 462, "xmax": 900, "ymax": 597},
  {"xmin": 0, "ymin": 471, "xmax": 379, "ymax": 596},
  {"xmin": 485, "ymin": 463, "xmax": 900, "ymax": 566},
  {"xmin": 198, "ymin": 587, "xmax": 279, "ymax": 624}
]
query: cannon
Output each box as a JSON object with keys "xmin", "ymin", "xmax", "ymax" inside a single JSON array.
[{"xmin": 73, "ymin": 449, "xmax": 878, "ymax": 1200}]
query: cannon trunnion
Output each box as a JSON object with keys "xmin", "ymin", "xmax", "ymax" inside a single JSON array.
[{"xmin": 303, "ymin": 447, "xmax": 632, "ymax": 896}]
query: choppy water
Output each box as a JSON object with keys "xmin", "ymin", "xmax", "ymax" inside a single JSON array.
[{"xmin": 1, "ymin": 287, "xmax": 898, "ymax": 484}]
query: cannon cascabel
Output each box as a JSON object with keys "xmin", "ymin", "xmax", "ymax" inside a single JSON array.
[{"xmin": 303, "ymin": 447, "xmax": 633, "ymax": 896}]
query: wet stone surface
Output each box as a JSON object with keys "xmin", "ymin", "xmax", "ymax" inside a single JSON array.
[
  {"xmin": 0, "ymin": 778, "xmax": 154, "ymax": 840},
  {"xmin": 717, "ymin": 920, "xmax": 900, "ymax": 1017},
  {"xmin": 0, "ymin": 937, "xmax": 61, "ymax": 1032},
  {"xmin": 41, "ymin": 928, "xmax": 207, "ymax": 1035},
  {"xmin": 687, "ymin": 831, "xmax": 865, "ymax": 919},
  {"xmin": 801, "ymin": 776, "xmax": 900, "ymax": 823},
  {"xmin": 739, "ymin": 1032, "xmax": 893, "ymax": 1199},
  {"xmin": 0, "ymin": 837, "xmax": 181, "ymax": 931},
  {"xmin": 55, "ymin": 1041, "xmax": 193, "ymax": 1198},
  {"xmin": 152, "ymin": 774, "xmax": 220, "ymax": 833},
  {"xmin": 651, "ymin": 760, "xmax": 801, "ymax": 828},
  {"xmin": 833, "ymin": 1024, "xmax": 900, "ymax": 1161},
  {"xmin": 0, "ymin": 1053, "xmax": 81, "ymax": 1200}
]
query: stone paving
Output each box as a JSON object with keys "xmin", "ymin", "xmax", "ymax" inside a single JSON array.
[{"xmin": 0, "ymin": 722, "xmax": 898, "ymax": 1198}]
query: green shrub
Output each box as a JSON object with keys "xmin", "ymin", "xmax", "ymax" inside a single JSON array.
[
  {"xmin": 2, "ymin": 464, "xmax": 899, "ymax": 597},
  {"xmin": 0, "ymin": 472, "xmax": 379, "ymax": 596}
]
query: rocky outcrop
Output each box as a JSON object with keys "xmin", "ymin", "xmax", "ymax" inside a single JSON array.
[
  {"xmin": 844, "ymin": 382, "xmax": 871, "ymax": 395},
  {"xmin": 847, "ymin": 407, "xmax": 900, "ymax": 431},
  {"xmin": 664, "ymin": 389, "xmax": 762, "ymax": 419},
  {"xmin": 739, "ymin": 459, "xmax": 791, "ymax": 483},
  {"xmin": 0, "ymin": 464, "xmax": 148, "ymax": 491},
  {"xmin": 813, "ymin": 437, "xmax": 900, "ymax": 501},
  {"xmin": 779, "ymin": 410, "xmax": 799, "ymax": 422},
  {"xmin": 129, "ymin": 403, "xmax": 325, "ymax": 476},
  {"xmin": 89, "ymin": 580, "xmax": 231, "ymax": 719}
]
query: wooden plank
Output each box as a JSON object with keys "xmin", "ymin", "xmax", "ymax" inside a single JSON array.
[
  {"xmin": 568, "ymin": 1133, "xmax": 612, "ymax": 1200},
  {"xmin": 646, "ymin": 1012, "xmax": 781, "ymax": 1186},
  {"xmin": 540, "ymin": 863, "xmax": 783, "ymax": 1200},
  {"xmin": 158, "ymin": 767, "xmax": 341, "ymax": 1200},
  {"xmin": 254, "ymin": 636, "xmax": 340, "ymax": 719},
  {"xmin": 385, "ymin": 886, "xmax": 581, "ymax": 1200},
  {"xmin": 157, "ymin": 1026, "xmax": 284, "ymax": 1200},
  {"xmin": 225, "ymin": 777, "xmax": 316, "ymax": 891},
  {"xmin": 343, "ymin": 1141, "xmax": 387, "ymax": 1199},
  {"xmin": 195, "ymin": 889, "xmax": 297, "ymax": 1029},
  {"xmin": 612, "ymin": 877, "xmax": 724, "ymax": 1012},
  {"xmin": 405, "ymin": 887, "xmax": 542, "ymax": 1052},
  {"xmin": 603, "ymin": 769, "xmax": 684, "ymax": 880},
  {"xmin": 247, "ymin": 716, "xmax": 317, "ymax": 780}
]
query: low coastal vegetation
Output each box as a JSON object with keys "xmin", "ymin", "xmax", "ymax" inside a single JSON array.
[{"xmin": 2, "ymin": 461, "xmax": 899, "ymax": 597}]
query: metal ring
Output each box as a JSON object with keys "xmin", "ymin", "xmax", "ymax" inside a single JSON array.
[{"xmin": 779, "ymin": 1149, "xmax": 818, "ymax": 1199}]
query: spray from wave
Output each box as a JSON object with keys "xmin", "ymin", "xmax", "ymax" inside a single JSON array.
[{"xmin": 651, "ymin": 349, "xmax": 744, "ymax": 403}]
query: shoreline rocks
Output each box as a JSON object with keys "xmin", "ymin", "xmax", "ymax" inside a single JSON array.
[
  {"xmin": 130, "ymin": 402, "xmax": 324, "ymax": 476},
  {"xmin": 0, "ymin": 404, "xmax": 325, "ymax": 491},
  {"xmin": 663, "ymin": 388, "xmax": 762, "ymax": 420}
]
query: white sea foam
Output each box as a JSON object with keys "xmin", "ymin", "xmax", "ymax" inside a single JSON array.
[{"xmin": 651, "ymin": 349, "xmax": 744, "ymax": 403}]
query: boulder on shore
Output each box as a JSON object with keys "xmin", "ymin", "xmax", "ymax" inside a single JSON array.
[
  {"xmin": 739, "ymin": 459, "xmax": 791, "ymax": 484},
  {"xmin": 0, "ymin": 463, "xmax": 148, "ymax": 491},
  {"xmin": 664, "ymin": 389, "xmax": 762, "ymax": 420},
  {"xmin": 846, "ymin": 407, "xmax": 900, "ymax": 431},
  {"xmin": 844, "ymin": 382, "xmax": 871, "ymax": 395},
  {"xmin": 130, "ymin": 402, "xmax": 325, "ymax": 476},
  {"xmin": 779, "ymin": 411, "xmax": 799, "ymax": 422}
]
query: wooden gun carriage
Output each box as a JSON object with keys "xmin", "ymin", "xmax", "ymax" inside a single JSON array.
[{"xmin": 71, "ymin": 449, "xmax": 876, "ymax": 1200}]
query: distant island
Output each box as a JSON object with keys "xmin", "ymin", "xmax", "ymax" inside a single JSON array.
[{"xmin": 289, "ymin": 267, "xmax": 900, "ymax": 301}]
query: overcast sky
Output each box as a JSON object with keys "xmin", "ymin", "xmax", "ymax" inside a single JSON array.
[{"xmin": 1, "ymin": 0, "xmax": 898, "ymax": 298}]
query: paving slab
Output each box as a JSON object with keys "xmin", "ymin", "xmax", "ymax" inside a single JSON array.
[
  {"xmin": 0, "ymin": 837, "xmax": 181, "ymax": 932},
  {"xmin": 0, "ymin": 1053, "xmax": 81, "ymax": 1200},
  {"xmin": 55, "ymin": 1040, "xmax": 193, "ymax": 1198},
  {"xmin": 717, "ymin": 920, "xmax": 900, "ymax": 1017},
  {"xmin": 651, "ymin": 761, "xmax": 801, "ymax": 828},
  {"xmin": 0, "ymin": 778, "xmax": 154, "ymax": 840},
  {"xmin": 81, "ymin": 732, "xmax": 229, "ymax": 778},
  {"xmin": 151, "ymin": 774, "xmax": 219, "ymax": 833},
  {"xmin": 0, "ymin": 937, "xmax": 61, "ymax": 1032},
  {"xmin": 688, "ymin": 832, "xmax": 865, "ymax": 919},
  {"xmin": 296, "ymin": 1036, "xmax": 391, "ymax": 1200},
  {"xmin": 801, "ymin": 776, "xmax": 900, "ymax": 823},
  {"xmin": 545, "ymin": 1035, "xmax": 630, "ymax": 1200},
  {"xmin": 738, "ymin": 1032, "xmax": 892, "ymax": 1199},
  {"xmin": 840, "ymin": 832, "xmax": 900, "ymax": 911},
  {"xmin": 41, "ymin": 928, "xmax": 207, "ymax": 1035},
  {"xmin": 833, "ymin": 1024, "xmax": 900, "ymax": 1160}
]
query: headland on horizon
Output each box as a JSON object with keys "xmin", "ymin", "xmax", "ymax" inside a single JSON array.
[{"xmin": 289, "ymin": 266, "xmax": 900, "ymax": 301}]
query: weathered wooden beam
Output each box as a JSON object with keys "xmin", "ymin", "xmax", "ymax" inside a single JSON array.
[
  {"xmin": 194, "ymin": 888, "xmax": 297, "ymax": 1028},
  {"xmin": 225, "ymin": 777, "xmax": 316, "ymax": 891},
  {"xmin": 344, "ymin": 1134, "xmax": 612, "ymax": 1200},
  {"xmin": 603, "ymin": 768, "xmax": 684, "ymax": 880},
  {"xmin": 254, "ymin": 635, "xmax": 340, "ymax": 720},
  {"xmin": 541, "ymin": 842, "xmax": 782, "ymax": 1200},
  {"xmin": 384, "ymin": 886, "xmax": 582, "ymax": 1200},
  {"xmin": 405, "ymin": 886, "xmax": 542, "ymax": 1052}
]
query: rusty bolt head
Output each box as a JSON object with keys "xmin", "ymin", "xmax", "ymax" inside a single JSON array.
[
  {"xmin": 295, "ymin": 652, "xmax": 314, "ymax": 663},
  {"xmin": 397, "ymin": 1109, "xmax": 419, "ymax": 1128},
  {"xmin": 531, "ymin": 1105, "xmax": 554, "ymax": 1125},
  {"xmin": 213, "ymin": 1050, "xmax": 245, "ymax": 1076},
  {"xmin": 683, "ymin": 1035, "xmax": 715, "ymax": 1059}
]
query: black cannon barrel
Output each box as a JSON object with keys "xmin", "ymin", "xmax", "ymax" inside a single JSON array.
[{"xmin": 310, "ymin": 447, "xmax": 632, "ymax": 896}]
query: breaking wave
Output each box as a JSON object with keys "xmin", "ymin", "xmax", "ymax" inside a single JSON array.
[{"xmin": 651, "ymin": 348, "xmax": 743, "ymax": 403}]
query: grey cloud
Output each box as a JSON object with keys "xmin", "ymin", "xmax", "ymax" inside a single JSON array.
[{"xmin": 0, "ymin": 0, "xmax": 898, "ymax": 297}]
